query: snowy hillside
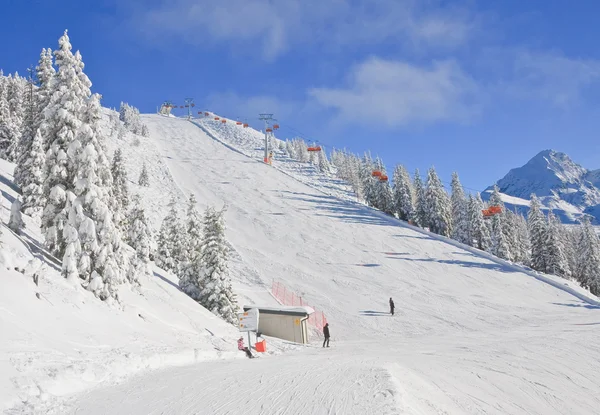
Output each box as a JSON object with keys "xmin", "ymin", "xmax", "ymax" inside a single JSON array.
[
  {"xmin": 484, "ymin": 149, "xmax": 600, "ymax": 223},
  {"xmin": 37, "ymin": 113, "xmax": 600, "ymax": 415}
]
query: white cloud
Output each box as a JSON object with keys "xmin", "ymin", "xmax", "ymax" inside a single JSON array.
[
  {"xmin": 126, "ymin": 0, "xmax": 474, "ymax": 60},
  {"xmin": 309, "ymin": 57, "xmax": 479, "ymax": 127},
  {"xmin": 510, "ymin": 51, "xmax": 600, "ymax": 107}
]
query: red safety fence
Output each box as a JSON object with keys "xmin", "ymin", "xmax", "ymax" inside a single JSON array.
[{"xmin": 271, "ymin": 280, "xmax": 328, "ymax": 329}]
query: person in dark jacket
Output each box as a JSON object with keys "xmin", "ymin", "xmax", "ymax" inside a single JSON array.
[
  {"xmin": 322, "ymin": 323, "xmax": 330, "ymax": 347},
  {"xmin": 389, "ymin": 297, "xmax": 395, "ymax": 316}
]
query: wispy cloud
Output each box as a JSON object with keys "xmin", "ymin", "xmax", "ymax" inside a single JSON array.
[
  {"xmin": 126, "ymin": 0, "xmax": 474, "ymax": 60},
  {"xmin": 509, "ymin": 50, "xmax": 600, "ymax": 108},
  {"xmin": 309, "ymin": 57, "xmax": 479, "ymax": 127}
]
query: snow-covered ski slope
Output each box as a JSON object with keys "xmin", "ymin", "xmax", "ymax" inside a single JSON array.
[
  {"xmin": 0, "ymin": 156, "xmax": 253, "ymax": 412},
  {"xmin": 61, "ymin": 114, "xmax": 600, "ymax": 415}
]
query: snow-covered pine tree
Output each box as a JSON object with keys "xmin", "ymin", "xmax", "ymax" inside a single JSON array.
[
  {"xmin": 41, "ymin": 30, "xmax": 91, "ymax": 258},
  {"xmin": 425, "ymin": 167, "xmax": 452, "ymax": 237},
  {"xmin": 0, "ymin": 75, "xmax": 13, "ymax": 160},
  {"xmin": 545, "ymin": 211, "xmax": 570, "ymax": 278},
  {"xmin": 181, "ymin": 206, "xmax": 238, "ymax": 324},
  {"xmin": 184, "ymin": 194, "xmax": 202, "ymax": 262},
  {"xmin": 563, "ymin": 224, "xmax": 579, "ymax": 276},
  {"xmin": 14, "ymin": 70, "xmax": 36, "ymax": 188},
  {"xmin": 138, "ymin": 162, "xmax": 150, "ymax": 186},
  {"xmin": 450, "ymin": 172, "xmax": 470, "ymax": 245},
  {"xmin": 35, "ymin": 48, "xmax": 57, "ymax": 153},
  {"xmin": 293, "ymin": 139, "xmax": 309, "ymax": 163},
  {"xmin": 21, "ymin": 129, "xmax": 46, "ymax": 216},
  {"xmin": 512, "ymin": 213, "xmax": 531, "ymax": 266},
  {"xmin": 141, "ymin": 124, "xmax": 149, "ymax": 137},
  {"xmin": 71, "ymin": 93, "xmax": 125, "ymax": 299},
  {"xmin": 110, "ymin": 149, "xmax": 129, "ymax": 230},
  {"xmin": 391, "ymin": 164, "xmax": 414, "ymax": 222},
  {"xmin": 413, "ymin": 169, "xmax": 428, "ymax": 227},
  {"xmin": 360, "ymin": 153, "xmax": 377, "ymax": 206},
  {"xmin": 8, "ymin": 197, "xmax": 26, "ymax": 235},
  {"xmin": 573, "ymin": 217, "xmax": 600, "ymax": 295},
  {"xmin": 317, "ymin": 147, "xmax": 330, "ymax": 173},
  {"xmin": 6, "ymin": 73, "xmax": 25, "ymax": 162},
  {"xmin": 126, "ymin": 195, "xmax": 153, "ymax": 284},
  {"xmin": 528, "ymin": 194, "xmax": 547, "ymax": 273},
  {"xmin": 156, "ymin": 198, "xmax": 184, "ymax": 273},
  {"xmin": 285, "ymin": 140, "xmax": 295, "ymax": 159},
  {"xmin": 468, "ymin": 193, "xmax": 490, "ymax": 250},
  {"xmin": 487, "ymin": 185, "xmax": 513, "ymax": 261}
]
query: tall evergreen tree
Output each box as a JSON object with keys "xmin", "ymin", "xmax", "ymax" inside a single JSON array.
[
  {"xmin": 413, "ymin": 169, "xmax": 427, "ymax": 227},
  {"xmin": 181, "ymin": 206, "xmax": 238, "ymax": 324},
  {"xmin": 392, "ymin": 164, "xmax": 414, "ymax": 221},
  {"xmin": 450, "ymin": 172, "xmax": 470, "ymax": 245},
  {"xmin": 110, "ymin": 148, "xmax": 129, "ymax": 230},
  {"xmin": 41, "ymin": 30, "xmax": 91, "ymax": 258},
  {"xmin": 545, "ymin": 211, "xmax": 570, "ymax": 277},
  {"xmin": 573, "ymin": 218, "xmax": 600, "ymax": 295},
  {"xmin": 6, "ymin": 74, "xmax": 25, "ymax": 162},
  {"xmin": 512, "ymin": 213, "xmax": 531, "ymax": 266},
  {"xmin": 0, "ymin": 75, "xmax": 13, "ymax": 159},
  {"xmin": 528, "ymin": 194, "xmax": 547, "ymax": 273},
  {"xmin": 425, "ymin": 167, "xmax": 452, "ymax": 237},
  {"xmin": 468, "ymin": 193, "xmax": 490, "ymax": 250},
  {"xmin": 156, "ymin": 198, "xmax": 184, "ymax": 273},
  {"xmin": 317, "ymin": 147, "xmax": 330, "ymax": 173},
  {"xmin": 127, "ymin": 195, "xmax": 153, "ymax": 284},
  {"xmin": 184, "ymin": 194, "xmax": 203, "ymax": 262},
  {"xmin": 21, "ymin": 129, "xmax": 46, "ymax": 216},
  {"xmin": 14, "ymin": 69, "xmax": 37, "ymax": 188}
]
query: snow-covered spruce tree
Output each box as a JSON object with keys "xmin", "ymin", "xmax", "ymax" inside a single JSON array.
[
  {"xmin": 8, "ymin": 197, "xmax": 26, "ymax": 235},
  {"xmin": 184, "ymin": 194, "xmax": 202, "ymax": 262},
  {"xmin": 141, "ymin": 124, "xmax": 149, "ymax": 138},
  {"xmin": 110, "ymin": 148, "xmax": 129, "ymax": 230},
  {"xmin": 545, "ymin": 211, "xmax": 570, "ymax": 278},
  {"xmin": 156, "ymin": 198, "xmax": 185, "ymax": 273},
  {"xmin": 573, "ymin": 218, "xmax": 600, "ymax": 295},
  {"xmin": 512, "ymin": 213, "xmax": 531, "ymax": 266},
  {"xmin": 71, "ymin": 93, "xmax": 125, "ymax": 299},
  {"xmin": 6, "ymin": 73, "xmax": 25, "ymax": 162},
  {"xmin": 285, "ymin": 140, "xmax": 295, "ymax": 159},
  {"xmin": 487, "ymin": 185, "xmax": 513, "ymax": 261},
  {"xmin": 293, "ymin": 139, "xmax": 309, "ymax": 163},
  {"xmin": 14, "ymin": 71, "xmax": 36, "ymax": 188},
  {"xmin": 0, "ymin": 75, "xmax": 13, "ymax": 160},
  {"xmin": 563, "ymin": 224, "xmax": 580, "ymax": 276},
  {"xmin": 528, "ymin": 194, "xmax": 547, "ymax": 273},
  {"xmin": 41, "ymin": 30, "xmax": 91, "ymax": 258},
  {"xmin": 359, "ymin": 153, "xmax": 377, "ymax": 206},
  {"xmin": 413, "ymin": 169, "xmax": 428, "ymax": 227},
  {"xmin": 181, "ymin": 206, "xmax": 238, "ymax": 324},
  {"xmin": 138, "ymin": 162, "xmax": 150, "ymax": 186},
  {"xmin": 468, "ymin": 193, "xmax": 490, "ymax": 250},
  {"xmin": 490, "ymin": 210, "xmax": 512, "ymax": 260},
  {"xmin": 425, "ymin": 167, "xmax": 452, "ymax": 237},
  {"xmin": 317, "ymin": 147, "xmax": 330, "ymax": 173},
  {"xmin": 450, "ymin": 172, "xmax": 470, "ymax": 245},
  {"xmin": 126, "ymin": 195, "xmax": 153, "ymax": 284},
  {"xmin": 392, "ymin": 164, "xmax": 414, "ymax": 222},
  {"xmin": 21, "ymin": 129, "xmax": 46, "ymax": 216}
]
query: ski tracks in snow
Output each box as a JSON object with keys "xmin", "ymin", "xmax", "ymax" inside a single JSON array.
[{"xmin": 59, "ymin": 349, "xmax": 399, "ymax": 415}]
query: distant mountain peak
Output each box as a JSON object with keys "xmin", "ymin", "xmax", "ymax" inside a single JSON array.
[{"xmin": 486, "ymin": 149, "xmax": 600, "ymax": 224}]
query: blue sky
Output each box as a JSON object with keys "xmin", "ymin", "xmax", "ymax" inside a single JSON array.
[{"xmin": 2, "ymin": 0, "xmax": 600, "ymax": 193}]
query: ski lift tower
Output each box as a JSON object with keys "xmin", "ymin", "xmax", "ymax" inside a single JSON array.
[
  {"xmin": 259, "ymin": 113, "xmax": 274, "ymax": 164},
  {"xmin": 184, "ymin": 98, "xmax": 195, "ymax": 119}
]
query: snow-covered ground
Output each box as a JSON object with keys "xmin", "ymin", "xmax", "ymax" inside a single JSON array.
[{"xmin": 3, "ymin": 113, "xmax": 600, "ymax": 414}]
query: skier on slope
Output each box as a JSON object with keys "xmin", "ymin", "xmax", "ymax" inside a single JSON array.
[
  {"xmin": 323, "ymin": 323, "xmax": 330, "ymax": 348},
  {"xmin": 238, "ymin": 337, "xmax": 253, "ymax": 358},
  {"xmin": 389, "ymin": 297, "xmax": 395, "ymax": 316}
]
